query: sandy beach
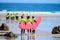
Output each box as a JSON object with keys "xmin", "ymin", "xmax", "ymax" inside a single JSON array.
[{"xmin": 0, "ymin": 11, "xmax": 60, "ymax": 40}]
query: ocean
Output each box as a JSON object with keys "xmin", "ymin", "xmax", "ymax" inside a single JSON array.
[{"xmin": 0, "ymin": 3, "xmax": 60, "ymax": 11}]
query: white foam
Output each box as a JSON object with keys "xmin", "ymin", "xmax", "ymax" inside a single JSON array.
[{"xmin": 0, "ymin": 10, "xmax": 60, "ymax": 16}]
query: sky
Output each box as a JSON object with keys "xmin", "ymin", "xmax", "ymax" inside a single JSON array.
[{"xmin": 0, "ymin": 0, "xmax": 60, "ymax": 3}]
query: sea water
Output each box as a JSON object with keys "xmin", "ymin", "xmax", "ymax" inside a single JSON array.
[{"xmin": 0, "ymin": 3, "xmax": 60, "ymax": 11}]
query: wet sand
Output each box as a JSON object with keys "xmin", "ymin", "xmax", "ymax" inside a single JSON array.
[
  {"xmin": 0, "ymin": 13, "xmax": 60, "ymax": 40},
  {"xmin": 0, "ymin": 32, "xmax": 60, "ymax": 40}
]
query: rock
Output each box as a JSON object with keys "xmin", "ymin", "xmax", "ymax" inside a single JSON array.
[
  {"xmin": 0, "ymin": 19, "xmax": 2, "ymax": 21},
  {"xmin": 0, "ymin": 23, "xmax": 9, "ymax": 31},
  {"xmin": 4, "ymin": 31, "xmax": 17, "ymax": 38},
  {"xmin": 52, "ymin": 26, "xmax": 60, "ymax": 34}
]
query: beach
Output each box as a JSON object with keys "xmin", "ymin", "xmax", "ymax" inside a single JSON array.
[{"xmin": 0, "ymin": 11, "xmax": 60, "ymax": 40}]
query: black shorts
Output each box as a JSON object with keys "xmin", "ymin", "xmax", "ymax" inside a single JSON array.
[
  {"xmin": 32, "ymin": 30, "xmax": 35, "ymax": 33},
  {"xmin": 6, "ymin": 17, "xmax": 9, "ymax": 20},
  {"xmin": 16, "ymin": 16, "xmax": 18, "ymax": 20}
]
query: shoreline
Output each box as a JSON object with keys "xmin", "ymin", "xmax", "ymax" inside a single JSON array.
[{"xmin": 0, "ymin": 11, "xmax": 60, "ymax": 17}]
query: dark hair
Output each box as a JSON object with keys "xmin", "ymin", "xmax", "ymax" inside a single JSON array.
[
  {"xmin": 21, "ymin": 16, "xmax": 24, "ymax": 18},
  {"xmin": 32, "ymin": 16, "xmax": 35, "ymax": 18},
  {"xmin": 7, "ymin": 13, "xmax": 9, "ymax": 15},
  {"xmin": 27, "ymin": 16, "xmax": 30, "ymax": 19}
]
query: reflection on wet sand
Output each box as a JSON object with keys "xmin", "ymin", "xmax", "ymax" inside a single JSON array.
[
  {"xmin": 28, "ymin": 36, "xmax": 35, "ymax": 40},
  {"xmin": 6, "ymin": 39, "xmax": 15, "ymax": 40},
  {"xmin": 21, "ymin": 35, "xmax": 25, "ymax": 40},
  {"xmin": 21, "ymin": 34, "xmax": 35, "ymax": 40},
  {"xmin": 5, "ymin": 36, "xmax": 16, "ymax": 40},
  {"xmin": 0, "ymin": 34, "xmax": 60, "ymax": 40}
]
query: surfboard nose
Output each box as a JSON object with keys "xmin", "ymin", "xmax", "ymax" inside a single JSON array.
[{"xmin": 31, "ymin": 16, "xmax": 42, "ymax": 30}]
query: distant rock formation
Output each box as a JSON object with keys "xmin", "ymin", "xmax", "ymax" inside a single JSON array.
[
  {"xmin": 0, "ymin": 23, "xmax": 9, "ymax": 31},
  {"xmin": 52, "ymin": 26, "xmax": 60, "ymax": 34}
]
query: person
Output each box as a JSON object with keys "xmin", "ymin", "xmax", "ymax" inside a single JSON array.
[
  {"xmin": 20, "ymin": 16, "xmax": 26, "ymax": 34},
  {"xmin": 6, "ymin": 13, "xmax": 10, "ymax": 20},
  {"xmin": 26, "ymin": 16, "xmax": 32, "ymax": 34},
  {"xmin": 31, "ymin": 16, "xmax": 36, "ymax": 34},
  {"xmin": 15, "ymin": 13, "xmax": 19, "ymax": 20},
  {"xmin": 10, "ymin": 14, "xmax": 15, "ymax": 20}
]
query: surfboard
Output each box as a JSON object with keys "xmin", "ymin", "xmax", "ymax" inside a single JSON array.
[
  {"xmin": 19, "ymin": 23, "xmax": 32, "ymax": 30},
  {"xmin": 19, "ymin": 16, "xmax": 42, "ymax": 30}
]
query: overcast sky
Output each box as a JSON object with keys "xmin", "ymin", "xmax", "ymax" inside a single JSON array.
[{"xmin": 0, "ymin": 0, "xmax": 60, "ymax": 3}]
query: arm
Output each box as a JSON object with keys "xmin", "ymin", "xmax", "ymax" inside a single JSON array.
[{"xmin": 34, "ymin": 20, "xmax": 37, "ymax": 23}]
